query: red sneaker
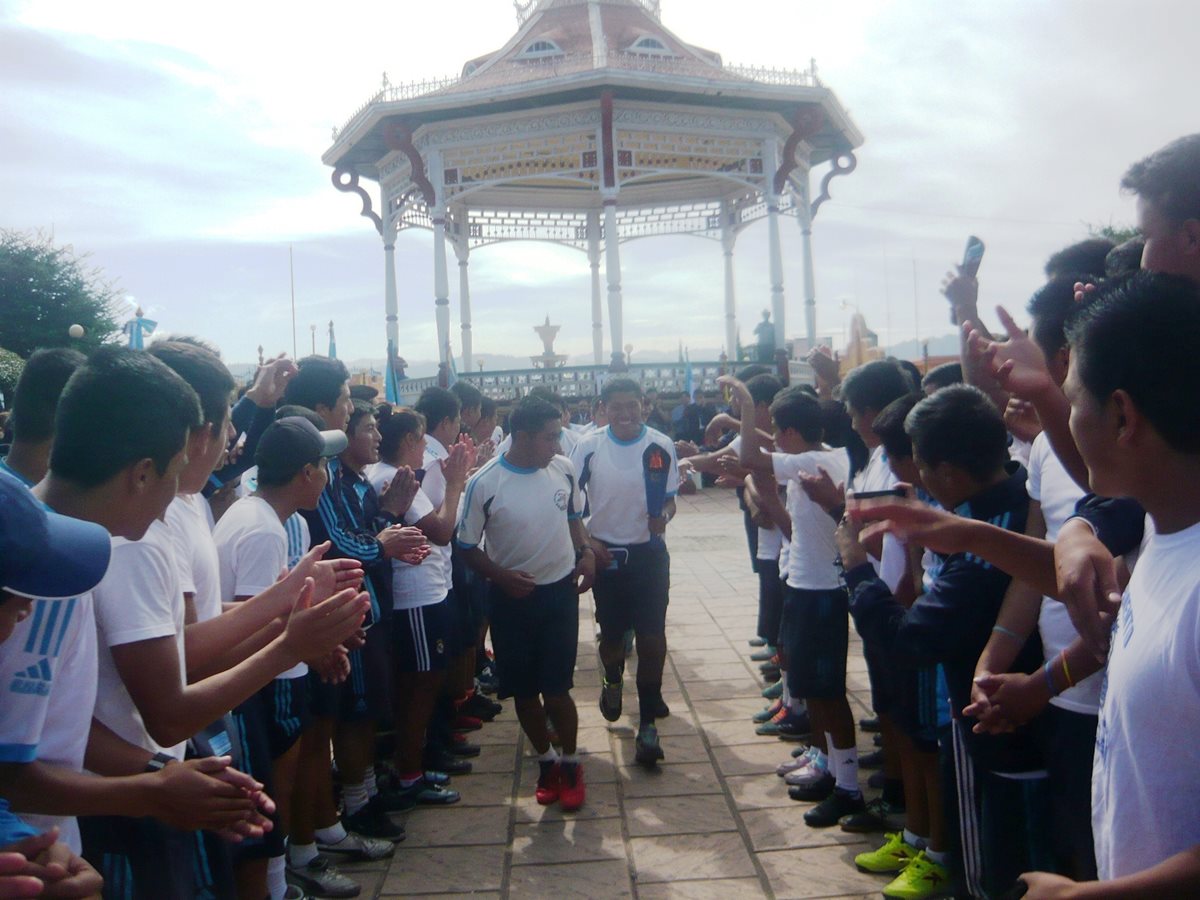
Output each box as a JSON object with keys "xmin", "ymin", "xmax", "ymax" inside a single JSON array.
[
  {"xmin": 535, "ymin": 762, "xmax": 561, "ymax": 806},
  {"xmin": 453, "ymin": 714, "xmax": 483, "ymax": 733},
  {"xmin": 559, "ymin": 763, "xmax": 586, "ymax": 812}
]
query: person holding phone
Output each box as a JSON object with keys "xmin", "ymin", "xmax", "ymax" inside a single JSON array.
[{"xmin": 571, "ymin": 378, "xmax": 679, "ymax": 767}]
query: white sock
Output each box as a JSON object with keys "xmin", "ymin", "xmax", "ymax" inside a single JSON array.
[
  {"xmin": 823, "ymin": 731, "xmax": 836, "ymax": 773},
  {"xmin": 288, "ymin": 842, "xmax": 318, "ymax": 868},
  {"xmin": 903, "ymin": 829, "xmax": 927, "ymax": 850},
  {"xmin": 267, "ymin": 854, "xmax": 287, "ymax": 900},
  {"xmin": 926, "ymin": 847, "xmax": 947, "ymax": 865},
  {"xmin": 537, "ymin": 747, "xmax": 560, "ymax": 763},
  {"xmin": 315, "ymin": 822, "xmax": 348, "ymax": 845},
  {"xmin": 343, "ymin": 780, "xmax": 369, "ymax": 815},
  {"xmin": 830, "ymin": 743, "xmax": 859, "ymax": 794},
  {"xmin": 788, "ymin": 692, "xmax": 804, "ymax": 714},
  {"xmin": 363, "ymin": 766, "xmax": 378, "ymax": 798},
  {"xmin": 781, "ymin": 678, "xmax": 791, "ymax": 708},
  {"xmin": 560, "ymin": 753, "xmax": 580, "ymax": 765}
]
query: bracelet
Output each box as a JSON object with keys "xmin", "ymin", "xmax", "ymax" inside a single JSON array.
[
  {"xmin": 991, "ymin": 624, "xmax": 1023, "ymax": 643},
  {"xmin": 1059, "ymin": 650, "xmax": 1075, "ymax": 688},
  {"xmin": 1042, "ymin": 659, "xmax": 1059, "ymax": 697},
  {"xmin": 575, "ymin": 546, "xmax": 594, "ymax": 561},
  {"xmin": 145, "ymin": 751, "xmax": 174, "ymax": 773}
]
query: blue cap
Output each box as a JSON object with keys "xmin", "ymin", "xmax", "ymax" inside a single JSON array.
[{"xmin": 0, "ymin": 471, "xmax": 112, "ymax": 600}]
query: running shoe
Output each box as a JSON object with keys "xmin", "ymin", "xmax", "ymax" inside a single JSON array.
[
  {"xmin": 634, "ymin": 723, "xmax": 665, "ymax": 766},
  {"xmin": 342, "ymin": 797, "xmax": 406, "ymax": 843},
  {"xmin": 840, "ymin": 796, "xmax": 907, "ymax": 834},
  {"xmin": 859, "ymin": 748, "xmax": 885, "ymax": 770},
  {"xmin": 317, "ymin": 831, "xmax": 396, "ymax": 861},
  {"xmin": 559, "ymin": 762, "xmax": 586, "ymax": 812},
  {"xmin": 775, "ymin": 710, "xmax": 811, "ymax": 741},
  {"xmin": 803, "ymin": 787, "xmax": 866, "ymax": 828},
  {"xmin": 389, "ymin": 778, "xmax": 461, "ymax": 811},
  {"xmin": 853, "ymin": 831, "xmax": 919, "ymax": 874},
  {"xmin": 647, "ymin": 695, "xmax": 671, "ymax": 719},
  {"xmin": 788, "ymin": 771, "xmax": 835, "ymax": 802},
  {"xmin": 286, "ymin": 855, "xmax": 360, "ymax": 899},
  {"xmin": 761, "ymin": 679, "xmax": 783, "ymax": 700},
  {"xmin": 750, "ymin": 645, "xmax": 777, "ymax": 662},
  {"xmin": 881, "ymin": 851, "xmax": 950, "ymax": 899},
  {"xmin": 748, "ymin": 637, "xmax": 767, "ymax": 648},
  {"xmin": 784, "ymin": 749, "xmax": 830, "ymax": 786},
  {"xmin": 535, "ymin": 762, "xmax": 561, "ymax": 806},
  {"xmin": 752, "ymin": 699, "xmax": 784, "ymax": 724},
  {"xmin": 461, "ymin": 693, "xmax": 502, "ymax": 720},
  {"xmin": 859, "ymin": 715, "xmax": 881, "ymax": 733},
  {"xmin": 600, "ymin": 677, "xmax": 624, "ymax": 722},
  {"xmin": 453, "ymin": 714, "xmax": 484, "ymax": 733},
  {"xmin": 777, "ymin": 745, "xmax": 817, "ymax": 776}
]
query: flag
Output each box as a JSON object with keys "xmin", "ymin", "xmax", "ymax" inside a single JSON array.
[
  {"xmin": 683, "ymin": 348, "xmax": 694, "ymax": 400},
  {"xmin": 123, "ymin": 315, "xmax": 157, "ymax": 350},
  {"xmin": 385, "ymin": 338, "xmax": 401, "ymax": 404},
  {"xmin": 328, "ymin": 322, "xmax": 337, "ymax": 359}
]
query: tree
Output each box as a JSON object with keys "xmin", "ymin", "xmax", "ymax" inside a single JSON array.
[
  {"xmin": 0, "ymin": 347, "xmax": 23, "ymax": 407},
  {"xmin": 0, "ymin": 229, "xmax": 122, "ymax": 358},
  {"xmin": 1087, "ymin": 222, "xmax": 1141, "ymax": 246}
]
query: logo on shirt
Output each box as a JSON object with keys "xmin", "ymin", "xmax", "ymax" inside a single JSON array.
[
  {"xmin": 9, "ymin": 657, "xmax": 52, "ymax": 696},
  {"xmin": 554, "ymin": 489, "xmax": 569, "ymax": 511}
]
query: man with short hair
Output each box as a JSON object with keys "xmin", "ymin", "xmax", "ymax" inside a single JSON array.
[
  {"xmin": 0, "ymin": 348, "xmax": 85, "ymax": 486},
  {"xmin": 572, "ymin": 377, "xmax": 679, "ymax": 766},
  {"xmin": 459, "ymin": 396, "xmax": 595, "ymax": 810}
]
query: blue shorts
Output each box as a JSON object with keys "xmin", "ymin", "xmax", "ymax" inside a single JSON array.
[
  {"xmin": 260, "ymin": 675, "xmax": 311, "ymax": 759},
  {"xmin": 780, "ymin": 586, "xmax": 849, "ymax": 699},
  {"xmin": 230, "ymin": 692, "xmax": 285, "ymax": 860},
  {"xmin": 592, "ymin": 542, "xmax": 670, "ymax": 640},
  {"xmin": 309, "ymin": 618, "xmax": 392, "ymax": 723},
  {"xmin": 393, "ymin": 598, "xmax": 452, "ymax": 673},
  {"xmin": 80, "ymin": 815, "xmax": 234, "ymax": 899},
  {"xmin": 489, "ymin": 575, "xmax": 579, "ymax": 700}
]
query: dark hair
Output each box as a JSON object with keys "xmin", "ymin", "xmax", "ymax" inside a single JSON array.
[
  {"xmin": 872, "ymin": 394, "xmax": 921, "ymax": 461},
  {"xmin": 1105, "ymin": 239, "xmax": 1145, "ymax": 278},
  {"xmin": 921, "ymin": 362, "xmax": 963, "ymax": 392},
  {"xmin": 820, "ymin": 400, "xmax": 869, "ymax": 475},
  {"xmin": 415, "ymin": 386, "xmax": 460, "ymax": 432},
  {"xmin": 347, "ymin": 399, "xmax": 376, "ymax": 435},
  {"xmin": 1045, "ymin": 238, "xmax": 1115, "ymax": 280},
  {"xmin": 527, "ymin": 385, "xmax": 568, "ymax": 413},
  {"xmin": 745, "ymin": 373, "xmax": 783, "ymax": 407},
  {"xmin": 841, "ymin": 360, "xmax": 911, "ymax": 416},
  {"xmin": 601, "ymin": 377, "xmax": 642, "ymax": 403},
  {"xmin": 451, "ymin": 380, "xmax": 483, "ymax": 412},
  {"xmin": 1121, "ymin": 134, "xmax": 1200, "ymax": 224},
  {"xmin": 1066, "ymin": 271, "xmax": 1200, "ymax": 453},
  {"xmin": 9, "ymin": 348, "xmax": 86, "ymax": 443},
  {"xmin": 479, "ymin": 397, "xmax": 498, "ymax": 420},
  {"xmin": 349, "ymin": 384, "xmax": 378, "ymax": 402},
  {"xmin": 769, "ymin": 390, "xmax": 823, "ymax": 442},
  {"xmin": 905, "ymin": 385, "xmax": 1008, "ymax": 482},
  {"xmin": 893, "ymin": 359, "xmax": 922, "ymax": 393},
  {"xmin": 275, "ymin": 404, "xmax": 326, "ymax": 430},
  {"xmin": 148, "ymin": 340, "xmax": 236, "ymax": 436},
  {"xmin": 1027, "ymin": 276, "xmax": 1087, "ymax": 359},
  {"xmin": 283, "ymin": 356, "xmax": 350, "ymax": 411},
  {"xmin": 510, "ymin": 396, "xmax": 563, "ymax": 435},
  {"xmin": 735, "ymin": 364, "xmax": 771, "ymax": 382},
  {"xmin": 379, "ymin": 407, "xmax": 425, "ymax": 461},
  {"xmin": 51, "ymin": 347, "xmax": 201, "ymax": 487}
]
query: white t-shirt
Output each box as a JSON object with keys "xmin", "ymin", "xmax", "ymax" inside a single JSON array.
[
  {"xmin": 497, "ymin": 425, "xmax": 578, "ymax": 459},
  {"xmin": 93, "ymin": 519, "xmax": 188, "ymax": 761},
  {"xmin": 571, "ymin": 425, "xmax": 680, "ymax": 546},
  {"xmin": 771, "ymin": 448, "xmax": 850, "ymax": 590},
  {"xmin": 165, "ymin": 493, "xmax": 222, "ymax": 624},
  {"xmin": 1092, "ymin": 519, "xmax": 1200, "ymax": 880},
  {"xmin": 420, "ymin": 437, "xmax": 456, "ymax": 598},
  {"xmin": 237, "ymin": 464, "xmax": 258, "ymax": 498},
  {"xmin": 852, "ymin": 445, "xmax": 906, "ymax": 592},
  {"xmin": 457, "ymin": 453, "xmax": 582, "ymax": 585},
  {"xmin": 366, "ymin": 461, "xmax": 447, "ymax": 609},
  {"xmin": 1026, "ymin": 433, "xmax": 1099, "ymax": 714}
]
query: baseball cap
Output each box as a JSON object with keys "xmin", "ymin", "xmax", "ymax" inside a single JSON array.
[
  {"xmin": 0, "ymin": 471, "xmax": 112, "ymax": 600},
  {"xmin": 256, "ymin": 416, "xmax": 348, "ymax": 484}
]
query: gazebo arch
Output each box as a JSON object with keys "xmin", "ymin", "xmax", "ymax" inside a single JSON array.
[{"xmin": 324, "ymin": 0, "xmax": 862, "ymax": 374}]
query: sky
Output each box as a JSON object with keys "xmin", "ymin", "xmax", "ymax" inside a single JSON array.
[{"xmin": 2, "ymin": 0, "xmax": 1194, "ymax": 373}]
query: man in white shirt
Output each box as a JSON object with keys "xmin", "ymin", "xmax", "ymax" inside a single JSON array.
[{"xmin": 571, "ymin": 378, "xmax": 679, "ymax": 766}]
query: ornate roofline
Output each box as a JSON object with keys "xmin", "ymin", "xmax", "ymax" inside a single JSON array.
[{"xmin": 515, "ymin": 0, "xmax": 661, "ymax": 26}]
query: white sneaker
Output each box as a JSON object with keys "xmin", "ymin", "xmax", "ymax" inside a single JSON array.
[
  {"xmin": 776, "ymin": 745, "xmax": 816, "ymax": 777},
  {"xmin": 784, "ymin": 749, "xmax": 830, "ymax": 786}
]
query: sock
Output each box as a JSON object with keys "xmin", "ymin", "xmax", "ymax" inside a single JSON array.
[
  {"xmin": 288, "ymin": 842, "xmax": 318, "ymax": 868},
  {"xmin": 267, "ymin": 854, "xmax": 287, "ymax": 900},
  {"xmin": 788, "ymin": 692, "xmax": 804, "ymax": 714},
  {"xmin": 363, "ymin": 766, "xmax": 378, "ymax": 798},
  {"xmin": 314, "ymin": 822, "xmax": 347, "ymax": 846},
  {"xmin": 926, "ymin": 847, "xmax": 947, "ymax": 865},
  {"xmin": 636, "ymin": 682, "xmax": 660, "ymax": 727},
  {"xmin": 903, "ymin": 829, "xmax": 927, "ymax": 850},
  {"xmin": 781, "ymin": 679, "xmax": 791, "ymax": 708},
  {"xmin": 830, "ymin": 743, "xmax": 859, "ymax": 795},
  {"xmin": 882, "ymin": 777, "xmax": 905, "ymax": 808},
  {"xmin": 342, "ymin": 781, "xmax": 369, "ymax": 816},
  {"xmin": 823, "ymin": 732, "xmax": 836, "ymax": 777},
  {"xmin": 560, "ymin": 753, "xmax": 580, "ymax": 765},
  {"xmin": 398, "ymin": 771, "xmax": 423, "ymax": 788},
  {"xmin": 537, "ymin": 747, "xmax": 559, "ymax": 763}
]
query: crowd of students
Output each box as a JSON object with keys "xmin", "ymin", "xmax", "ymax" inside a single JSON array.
[{"xmin": 0, "ymin": 132, "xmax": 1198, "ymax": 900}]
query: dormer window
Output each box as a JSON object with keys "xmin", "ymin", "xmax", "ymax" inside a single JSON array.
[
  {"xmin": 520, "ymin": 39, "xmax": 563, "ymax": 59},
  {"xmin": 628, "ymin": 36, "xmax": 670, "ymax": 55}
]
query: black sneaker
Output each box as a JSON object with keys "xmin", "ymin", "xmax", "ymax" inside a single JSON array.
[
  {"xmin": 600, "ymin": 677, "xmax": 623, "ymax": 722},
  {"xmin": 760, "ymin": 664, "xmax": 781, "ymax": 683},
  {"xmin": 873, "ymin": 733, "xmax": 883, "ymax": 747},
  {"xmin": 859, "ymin": 716, "xmax": 881, "ymax": 733},
  {"xmin": 634, "ymin": 723, "xmax": 665, "ymax": 767},
  {"xmin": 804, "ymin": 787, "xmax": 866, "ymax": 828},
  {"xmin": 286, "ymin": 854, "xmax": 360, "ymax": 899},
  {"xmin": 461, "ymin": 693, "xmax": 502, "ymax": 721},
  {"xmin": 775, "ymin": 711, "xmax": 811, "ymax": 741},
  {"xmin": 424, "ymin": 750, "xmax": 473, "ymax": 776},
  {"xmin": 859, "ymin": 748, "xmax": 885, "ymax": 770},
  {"xmin": 449, "ymin": 738, "xmax": 481, "ymax": 758},
  {"xmin": 839, "ymin": 796, "xmax": 906, "ymax": 833},
  {"xmin": 387, "ymin": 778, "xmax": 461, "ymax": 811},
  {"xmin": 867, "ymin": 770, "xmax": 886, "ymax": 790},
  {"xmin": 477, "ymin": 663, "xmax": 499, "ymax": 695},
  {"xmin": 648, "ymin": 695, "xmax": 671, "ymax": 719},
  {"xmin": 343, "ymin": 797, "xmax": 405, "ymax": 843},
  {"xmin": 788, "ymin": 771, "xmax": 835, "ymax": 802}
]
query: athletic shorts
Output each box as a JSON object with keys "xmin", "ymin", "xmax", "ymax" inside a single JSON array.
[
  {"xmin": 230, "ymin": 691, "xmax": 285, "ymax": 859},
  {"xmin": 779, "ymin": 585, "xmax": 848, "ymax": 699},
  {"xmin": 258, "ymin": 675, "xmax": 311, "ymax": 760},
  {"xmin": 864, "ymin": 637, "xmax": 897, "ymax": 716},
  {"xmin": 489, "ymin": 574, "xmax": 579, "ymax": 700},
  {"xmin": 309, "ymin": 617, "xmax": 392, "ymax": 723},
  {"xmin": 756, "ymin": 559, "xmax": 784, "ymax": 646},
  {"xmin": 892, "ymin": 665, "xmax": 941, "ymax": 753},
  {"xmin": 393, "ymin": 598, "xmax": 452, "ymax": 673},
  {"xmin": 450, "ymin": 584, "xmax": 478, "ymax": 653},
  {"xmin": 592, "ymin": 541, "xmax": 670, "ymax": 641}
]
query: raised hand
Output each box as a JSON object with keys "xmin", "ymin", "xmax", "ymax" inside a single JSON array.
[
  {"xmin": 966, "ymin": 306, "xmax": 1055, "ymax": 401},
  {"xmin": 1003, "ymin": 398, "xmax": 1043, "ymax": 444},
  {"xmin": 805, "ymin": 346, "xmax": 840, "ymax": 396},
  {"xmin": 245, "ymin": 354, "xmax": 298, "ymax": 409},
  {"xmin": 716, "ymin": 375, "xmax": 752, "ymax": 409},
  {"xmin": 674, "ymin": 439, "xmax": 700, "ymax": 459},
  {"xmin": 442, "ymin": 441, "xmax": 473, "ymax": 487},
  {"xmin": 379, "ymin": 466, "xmax": 419, "ymax": 517},
  {"xmin": 1053, "ymin": 519, "xmax": 1121, "ymax": 660},
  {"xmin": 281, "ymin": 579, "xmax": 370, "ymax": 662},
  {"xmin": 941, "ymin": 267, "xmax": 980, "ymax": 326},
  {"xmin": 798, "ymin": 466, "xmax": 844, "ymax": 513},
  {"xmin": 849, "ymin": 495, "xmax": 970, "ymax": 554},
  {"xmin": 378, "ymin": 525, "xmax": 429, "ymax": 560}
]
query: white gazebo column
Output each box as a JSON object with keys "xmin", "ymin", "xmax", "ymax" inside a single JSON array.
[
  {"xmin": 720, "ymin": 201, "xmax": 738, "ymax": 360},
  {"xmin": 432, "ymin": 207, "xmax": 451, "ymax": 367},
  {"xmin": 764, "ymin": 141, "xmax": 786, "ymax": 351},
  {"xmin": 454, "ymin": 236, "xmax": 473, "ymax": 372},
  {"xmin": 602, "ymin": 196, "xmax": 625, "ymax": 368},
  {"xmin": 797, "ymin": 174, "xmax": 818, "ymax": 346},
  {"xmin": 587, "ymin": 210, "xmax": 604, "ymax": 365},
  {"xmin": 383, "ymin": 211, "xmax": 399, "ymax": 351}
]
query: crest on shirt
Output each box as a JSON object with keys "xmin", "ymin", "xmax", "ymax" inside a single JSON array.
[{"xmin": 554, "ymin": 489, "xmax": 569, "ymax": 511}]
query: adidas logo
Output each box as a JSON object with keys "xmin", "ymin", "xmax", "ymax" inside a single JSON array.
[{"xmin": 10, "ymin": 657, "xmax": 52, "ymax": 696}]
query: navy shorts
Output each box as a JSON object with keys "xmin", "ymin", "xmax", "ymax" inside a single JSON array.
[
  {"xmin": 230, "ymin": 691, "xmax": 285, "ymax": 859},
  {"xmin": 259, "ymin": 675, "xmax": 311, "ymax": 759},
  {"xmin": 393, "ymin": 598, "xmax": 452, "ymax": 673},
  {"xmin": 780, "ymin": 586, "xmax": 849, "ymax": 699},
  {"xmin": 309, "ymin": 617, "xmax": 392, "ymax": 723},
  {"xmin": 864, "ymin": 637, "xmax": 897, "ymax": 715},
  {"xmin": 893, "ymin": 665, "xmax": 941, "ymax": 753},
  {"xmin": 489, "ymin": 574, "xmax": 579, "ymax": 700},
  {"xmin": 592, "ymin": 541, "xmax": 670, "ymax": 641},
  {"xmin": 81, "ymin": 813, "xmax": 235, "ymax": 899}
]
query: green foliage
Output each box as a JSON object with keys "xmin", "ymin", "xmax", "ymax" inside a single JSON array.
[
  {"xmin": 0, "ymin": 347, "xmax": 23, "ymax": 402},
  {"xmin": 1087, "ymin": 222, "xmax": 1141, "ymax": 246},
  {"xmin": 0, "ymin": 229, "xmax": 122, "ymax": 359}
]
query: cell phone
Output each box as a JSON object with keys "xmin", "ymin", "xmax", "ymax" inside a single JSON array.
[
  {"xmin": 951, "ymin": 236, "xmax": 986, "ymax": 323},
  {"xmin": 606, "ymin": 548, "xmax": 630, "ymax": 571},
  {"xmin": 848, "ymin": 488, "xmax": 906, "ymax": 500}
]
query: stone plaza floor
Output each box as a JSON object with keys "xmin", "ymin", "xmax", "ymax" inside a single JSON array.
[{"xmin": 346, "ymin": 487, "xmax": 886, "ymax": 899}]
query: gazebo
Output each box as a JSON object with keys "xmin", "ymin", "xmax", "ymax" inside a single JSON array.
[{"xmin": 323, "ymin": 0, "xmax": 862, "ymax": 375}]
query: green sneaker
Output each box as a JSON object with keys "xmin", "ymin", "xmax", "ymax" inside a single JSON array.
[
  {"xmin": 882, "ymin": 851, "xmax": 950, "ymax": 899},
  {"xmin": 854, "ymin": 832, "xmax": 919, "ymax": 874}
]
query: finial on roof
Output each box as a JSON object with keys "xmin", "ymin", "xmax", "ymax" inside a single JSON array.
[{"xmin": 514, "ymin": 0, "xmax": 536, "ymax": 24}]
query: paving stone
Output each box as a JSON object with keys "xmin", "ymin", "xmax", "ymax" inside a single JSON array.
[
  {"xmin": 624, "ymin": 793, "xmax": 738, "ymax": 836},
  {"xmin": 506, "ymin": 859, "xmax": 634, "ymax": 898},
  {"xmin": 629, "ymin": 831, "xmax": 757, "ymax": 883}
]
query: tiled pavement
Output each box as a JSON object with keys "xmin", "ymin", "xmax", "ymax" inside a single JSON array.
[{"xmin": 345, "ymin": 488, "xmax": 885, "ymax": 899}]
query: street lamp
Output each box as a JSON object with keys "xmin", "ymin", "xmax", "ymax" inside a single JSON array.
[
  {"xmin": 624, "ymin": 343, "xmax": 633, "ymax": 366},
  {"xmin": 477, "ymin": 359, "xmax": 485, "ymax": 373},
  {"xmin": 310, "ymin": 324, "xmax": 316, "ymax": 356}
]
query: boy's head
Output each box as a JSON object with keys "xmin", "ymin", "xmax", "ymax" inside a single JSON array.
[
  {"xmin": 528, "ymin": 387, "xmax": 570, "ymax": 427},
  {"xmin": 451, "ymin": 381, "xmax": 484, "ymax": 430},
  {"xmin": 50, "ymin": 347, "xmax": 201, "ymax": 539},
  {"xmin": 769, "ymin": 389, "xmax": 823, "ymax": 454},
  {"xmin": 415, "ymin": 387, "xmax": 461, "ymax": 446},
  {"xmin": 841, "ymin": 360, "xmax": 912, "ymax": 447},
  {"xmin": 904, "ymin": 385, "xmax": 1009, "ymax": 509},
  {"xmin": 255, "ymin": 417, "xmax": 346, "ymax": 507},
  {"xmin": 1064, "ymin": 271, "xmax": 1200, "ymax": 497},
  {"xmin": 0, "ymin": 471, "xmax": 112, "ymax": 641},
  {"xmin": 1121, "ymin": 134, "xmax": 1200, "ymax": 279},
  {"xmin": 475, "ymin": 397, "xmax": 498, "ymax": 434},
  {"xmin": 349, "ymin": 384, "xmax": 379, "ymax": 404},
  {"xmin": 1044, "ymin": 238, "xmax": 1114, "ymax": 281},
  {"xmin": 920, "ymin": 362, "xmax": 963, "ymax": 396},
  {"xmin": 7, "ymin": 348, "xmax": 87, "ymax": 446},
  {"xmin": 509, "ymin": 396, "xmax": 565, "ymax": 469},
  {"xmin": 284, "ymin": 356, "xmax": 353, "ymax": 431},
  {"xmin": 600, "ymin": 378, "xmax": 643, "ymax": 437},
  {"xmin": 343, "ymin": 399, "xmax": 381, "ymax": 469},
  {"xmin": 872, "ymin": 393, "xmax": 922, "ymax": 486},
  {"xmin": 742, "ymin": 374, "xmax": 783, "ymax": 425},
  {"xmin": 1026, "ymin": 276, "xmax": 1088, "ymax": 387},
  {"xmin": 379, "ymin": 407, "xmax": 426, "ymax": 469}
]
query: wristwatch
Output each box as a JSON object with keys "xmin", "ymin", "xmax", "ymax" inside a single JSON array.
[{"xmin": 144, "ymin": 752, "xmax": 175, "ymax": 773}]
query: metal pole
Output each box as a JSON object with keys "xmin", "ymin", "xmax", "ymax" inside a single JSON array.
[{"xmin": 289, "ymin": 245, "xmax": 297, "ymax": 358}]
